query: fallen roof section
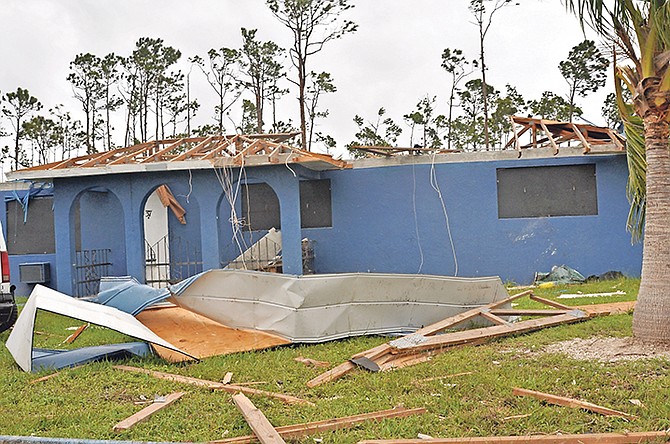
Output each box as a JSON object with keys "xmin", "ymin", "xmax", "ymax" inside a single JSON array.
[
  {"xmin": 8, "ymin": 133, "xmax": 351, "ymax": 180},
  {"xmin": 5, "ymin": 284, "xmax": 194, "ymax": 372},
  {"xmin": 170, "ymin": 269, "xmax": 510, "ymax": 343}
]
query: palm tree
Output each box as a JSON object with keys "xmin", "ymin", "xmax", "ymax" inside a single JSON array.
[{"xmin": 566, "ymin": 1, "xmax": 670, "ymax": 343}]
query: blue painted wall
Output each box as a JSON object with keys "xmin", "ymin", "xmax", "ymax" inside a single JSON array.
[
  {"xmin": 305, "ymin": 154, "xmax": 641, "ymax": 283},
  {"xmin": 1, "ymin": 152, "xmax": 643, "ymax": 295}
]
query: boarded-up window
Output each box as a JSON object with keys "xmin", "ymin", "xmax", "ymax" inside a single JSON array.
[
  {"xmin": 6, "ymin": 196, "xmax": 56, "ymax": 254},
  {"xmin": 300, "ymin": 180, "xmax": 332, "ymax": 228},
  {"xmin": 497, "ymin": 164, "xmax": 598, "ymax": 218},
  {"xmin": 241, "ymin": 183, "xmax": 281, "ymax": 231}
]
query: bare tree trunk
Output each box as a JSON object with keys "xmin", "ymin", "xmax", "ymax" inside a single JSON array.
[
  {"xmin": 480, "ymin": 33, "xmax": 490, "ymax": 151},
  {"xmin": 13, "ymin": 117, "xmax": 20, "ymax": 170},
  {"xmin": 256, "ymin": 93, "xmax": 263, "ymax": 134},
  {"xmin": 299, "ymin": 60, "xmax": 307, "ymax": 150},
  {"xmin": 633, "ymin": 116, "xmax": 670, "ymax": 344}
]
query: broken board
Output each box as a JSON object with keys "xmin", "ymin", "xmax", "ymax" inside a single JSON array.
[{"xmin": 136, "ymin": 302, "xmax": 290, "ymax": 362}]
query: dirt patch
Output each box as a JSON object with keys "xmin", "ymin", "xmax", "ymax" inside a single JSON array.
[{"xmin": 543, "ymin": 337, "xmax": 670, "ymax": 362}]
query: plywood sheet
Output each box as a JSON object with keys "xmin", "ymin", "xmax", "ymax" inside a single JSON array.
[{"xmin": 136, "ymin": 303, "xmax": 290, "ymax": 362}]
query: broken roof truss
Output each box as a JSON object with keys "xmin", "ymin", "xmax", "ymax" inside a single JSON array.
[
  {"xmin": 12, "ymin": 133, "xmax": 350, "ymax": 180},
  {"xmin": 505, "ymin": 116, "xmax": 626, "ymax": 155}
]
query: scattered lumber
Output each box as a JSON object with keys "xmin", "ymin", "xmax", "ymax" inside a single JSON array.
[
  {"xmin": 308, "ymin": 290, "xmax": 591, "ymax": 388},
  {"xmin": 512, "ymin": 388, "xmax": 637, "ymax": 420},
  {"xmin": 232, "ymin": 393, "xmax": 286, "ymax": 444},
  {"xmin": 30, "ymin": 372, "xmax": 60, "ymax": 384},
  {"xmin": 112, "ymin": 391, "xmax": 185, "ymax": 432},
  {"xmin": 212, "ymin": 406, "xmax": 427, "ymax": 444},
  {"xmin": 294, "ymin": 356, "xmax": 330, "ymax": 368},
  {"xmin": 223, "ymin": 372, "xmax": 233, "ymax": 384},
  {"xmin": 575, "ymin": 301, "xmax": 635, "ymax": 316},
  {"xmin": 356, "ymin": 430, "xmax": 670, "ymax": 443},
  {"xmin": 113, "ymin": 365, "xmax": 312, "ymax": 406},
  {"xmin": 414, "ymin": 372, "xmax": 474, "ymax": 383},
  {"xmin": 63, "ymin": 323, "xmax": 88, "ymax": 344}
]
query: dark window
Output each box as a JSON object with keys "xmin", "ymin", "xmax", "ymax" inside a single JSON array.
[
  {"xmin": 6, "ymin": 196, "xmax": 56, "ymax": 254},
  {"xmin": 497, "ymin": 164, "xmax": 598, "ymax": 218},
  {"xmin": 300, "ymin": 180, "xmax": 332, "ymax": 228},
  {"xmin": 241, "ymin": 183, "xmax": 280, "ymax": 231}
]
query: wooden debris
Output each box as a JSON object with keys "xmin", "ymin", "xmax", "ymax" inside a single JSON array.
[
  {"xmin": 211, "ymin": 406, "xmax": 427, "ymax": 443},
  {"xmin": 357, "ymin": 430, "xmax": 670, "ymax": 443},
  {"xmin": 512, "ymin": 387, "xmax": 637, "ymax": 420},
  {"xmin": 307, "ymin": 290, "xmax": 592, "ymax": 388},
  {"xmin": 112, "ymin": 391, "xmax": 185, "ymax": 432},
  {"xmin": 501, "ymin": 413, "xmax": 532, "ymax": 421},
  {"xmin": 113, "ymin": 365, "xmax": 312, "ymax": 406},
  {"xmin": 575, "ymin": 301, "xmax": 635, "ymax": 316},
  {"xmin": 136, "ymin": 304, "xmax": 290, "ymax": 362},
  {"xmin": 30, "ymin": 372, "xmax": 60, "ymax": 384},
  {"xmin": 294, "ymin": 356, "xmax": 330, "ymax": 368},
  {"xmin": 223, "ymin": 372, "xmax": 234, "ymax": 384},
  {"xmin": 63, "ymin": 323, "xmax": 88, "ymax": 344},
  {"xmin": 415, "ymin": 372, "xmax": 474, "ymax": 383},
  {"xmin": 232, "ymin": 393, "xmax": 286, "ymax": 444}
]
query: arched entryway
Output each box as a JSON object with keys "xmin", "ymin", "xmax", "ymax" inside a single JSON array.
[
  {"xmin": 70, "ymin": 187, "xmax": 126, "ymax": 297},
  {"xmin": 143, "ymin": 184, "xmax": 202, "ymax": 288}
]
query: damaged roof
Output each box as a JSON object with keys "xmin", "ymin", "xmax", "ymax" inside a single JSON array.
[{"xmin": 8, "ymin": 133, "xmax": 351, "ymax": 180}]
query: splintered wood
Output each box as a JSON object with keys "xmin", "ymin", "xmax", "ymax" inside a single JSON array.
[
  {"xmin": 113, "ymin": 365, "xmax": 312, "ymax": 405},
  {"xmin": 211, "ymin": 407, "xmax": 426, "ymax": 444},
  {"xmin": 232, "ymin": 393, "xmax": 286, "ymax": 444},
  {"xmin": 512, "ymin": 388, "xmax": 637, "ymax": 420},
  {"xmin": 308, "ymin": 290, "xmax": 594, "ymax": 387},
  {"xmin": 112, "ymin": 391, "xmax": 185, "ymax": 432}
]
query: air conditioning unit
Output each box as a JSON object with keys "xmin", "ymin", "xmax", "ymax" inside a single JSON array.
[{"xmin": 19, "ymin": 262, "xmax": 51, "ymax": 284}]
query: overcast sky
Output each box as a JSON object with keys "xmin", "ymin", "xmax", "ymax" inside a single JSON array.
[{"xmin": 0, "ymin": 0, "xmax": 604, "ymax": 166}]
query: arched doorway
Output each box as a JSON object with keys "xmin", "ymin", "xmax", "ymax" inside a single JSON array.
[
  {"xmin": 143, "ymin": 184, "xmax": 202, "ymax": 288},
  {"xmin": 71, "ymin": 187, "xmax": 126, "ymax": 297}
]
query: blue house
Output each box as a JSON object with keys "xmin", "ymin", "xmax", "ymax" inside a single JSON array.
[{"xmin": 2, "ymin": 127, "xmax": 642, "ymax": 297}]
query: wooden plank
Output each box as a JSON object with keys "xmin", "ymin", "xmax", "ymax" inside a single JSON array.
[
  {"xmin": 108, "ymin": 141, "xmax": 159, "ymax": 165},
  {"xmin": 294, "ymin": 356, "xmax": 330, "ymax": 368},
  {"xmin": 529, "ymin": 295, "xmax": 573, "ymax": 310},
  {"xmin": 222, "ymin": 372, "xmax": 233, "ymax": 384},
  {"xmin": 212, "ymin": 407, "xmax": 427, "ymax": 444},
  {"xmin": 113, "ymin": 365, "xmax": 311, "ymax": 405},
  {"xmin": 392, "ymin": 311, "xmax": 587, "ymax": 353},
  {"xmin": 307, "ymin": 291, "xmax": 532, "ymax": 387},
  {"xmin": 139, "ymin": 138, "xmax": 185, "ymax": 163},
  {"xmin": 479, "ymin": 310, "xmax": 510, "ymax": 326},
  {"xmin": 63, "ymin": 323, "xmax": 88, "ymax": 344},
  {"xmin": 539, "ymin": 122, "xmax": 559, "ymax": 154},
  {"xmin": 357, "ymin": 430, "xmax": 670, "ymax": 443},
  {"xmin": 232, "ymin": 393, "xmax": 286, "ymax": 444},
  {"xmin": 170, "ymin": 136, "xmax": 215, "ymax": 162},
  {"xmin": 136, "ymin": 305, "xmax": 289, "ymax": 361},
  {"xmin": 570, "ymin": 123, "xmax": 591, "ymax": 153},
  {"xmin": 575, "ymin": 301, "xmax": 635, "ymax": 316},
  {"xmin": 513, "ymin": 387, "xmax": 637, "ymax": 420},
  {"xmin": 112, "ymin": 392, "xmax": 185, "ymax": 432},
  {"xmin": 489, "ymin": 309, "xmax": 569, "ymax": 316}
]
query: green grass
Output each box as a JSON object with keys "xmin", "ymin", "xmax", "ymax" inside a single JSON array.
[{"xmin": 3, "ymin": 277, "xmax": 670, "ymax": 443}]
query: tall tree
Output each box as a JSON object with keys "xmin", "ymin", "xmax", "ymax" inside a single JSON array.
[
  {"xmin": 305, "ymin": 71, "xmax": 336, "ymax": 150},
  {"xmin": 1, "ymin": 87, "xmax": 42, "ymax": 169},
  {"xmin": 99, "ymin": 53, "xmax": 123, "ymax": 150},
  {"xmin": 126, "ymin": 38, "xmax": 181, "ymax": 142},
  {"xmin": 267, "ymin": 0, "xmax": 357, "ymax": 150},
  {"xmin": 441, "ymin": 48, "xmax": 476, "ymax": 149},
  {"xmin": 566, "ymin": 0, "xmax": 670, "ymax": 344},
  {"xmin": 559, "ymin": 39, "xmax": 609, "ymax": 122},
  {"xmin": 22, "ymin": 115, "xmax": 60, "ymax": 165},
  {"xmin": 403, "ymin": 96, "xmax": 447, "ymax": 149},
  {"xmin": 469, "ymin": 0, "xmax": 515, "ymax": 150},
  {"xmin": 529, "ymin": 91, "xmax": 582, "ymax": 121},
  {"xmin": 239, "ymin": 28, "xmax": 285, "ymax": 133},
  {"xmin": 67, "ymin": 53, "xmax": 102, "ymax": 153},
  {"xmin": 490, "ymin": 84, "xmax": 526, "ymax": 148},
  {"xmin": 347, "ymin": 108, "xmax": 402, "ymax": 158},
  {"xmin": 51, "ymin": 104, "xmax": 85, "ymax": 160},
  {"xmin": 457, "ymin": 79, "xmax": 499, "ymax": 150},
  {"xmin": 192, "ymin": 47, "xmax": 241, "ymax": 134}
]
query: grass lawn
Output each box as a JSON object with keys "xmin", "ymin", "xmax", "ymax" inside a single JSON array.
[{"xmin": 2, "ymin": 276, "xmax": 670, "ymax": 443}]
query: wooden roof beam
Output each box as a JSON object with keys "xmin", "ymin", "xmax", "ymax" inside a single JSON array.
[
  {"xmin": 139, "ymin": 138, "xmax": 186, "ymax": 164},
  {"xmin": 170, "ymin": 136, "xmax": 216, "ymax": 162}
]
